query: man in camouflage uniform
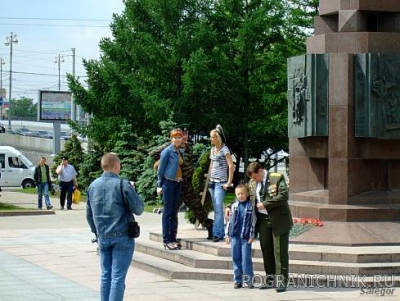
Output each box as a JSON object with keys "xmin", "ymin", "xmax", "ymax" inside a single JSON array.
[
  {"xmin": 179, "ymin": 128, "xmax": 213, "ymax": 239},
  {"xmin": 152, "ymin": 128, "xmax": 213, "ymax": 240}
]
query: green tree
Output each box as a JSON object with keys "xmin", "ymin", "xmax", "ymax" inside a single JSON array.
[
  {"xmin": 76, "ymin": 145, "xmax": 103, "ymax": 190},
  {"xmin": 181, "ymin": 0, "xmax": 310, "ymax": 173},
  {"xmin": 68, "ymin": 0, "xmax": 319, "ymax": 187},
  {"xmin": 289, "ymin": 0, "xmax": 319, "ymax": 32},
  {"xmin": 135, "ymin": 118, "xmax": 177, "ymax": 203},
  {"xmin": 68, "ymin": 0, "xmax": 208, "ymax": 151},
  {"xmin": 10, "ymin": 97, "xmax": 37, "ymax": 118}
]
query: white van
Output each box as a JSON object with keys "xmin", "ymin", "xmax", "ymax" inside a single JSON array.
[{"xmin": 0, "ymin": 146, "xmax": 36, "ymax": 188}]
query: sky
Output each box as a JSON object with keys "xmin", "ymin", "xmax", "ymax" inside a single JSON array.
[{"xmin": 0, "ymin": 0, "xmax": 125, "ymax": 103}]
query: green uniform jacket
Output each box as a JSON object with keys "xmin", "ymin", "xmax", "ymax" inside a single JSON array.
[{"xmin": 249, "ymin": 172, "xmax": 293, "ymax": 237}]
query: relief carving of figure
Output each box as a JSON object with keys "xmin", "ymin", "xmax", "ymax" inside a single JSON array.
[
  {"xmin": 292, "ymin": 75, "xmax": 307, "ymax": 125},
  {"xmin": 372, "ymin": 64, "xmax": 400, "ymax": 129}
]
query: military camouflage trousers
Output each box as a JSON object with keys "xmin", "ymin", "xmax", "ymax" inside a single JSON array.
[{"xmin": 181, "ymin": 179, "xmax": 213, "ymax": 229}]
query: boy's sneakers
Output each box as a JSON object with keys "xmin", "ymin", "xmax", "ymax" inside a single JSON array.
[
  {"xmin": 47, "ymin": 205, "xmax": 53, "ymax": 210},
  {"xmin": 234, "ymin": 282, "xmax": 242, "ymax": 289},
  {"xmin": 246, "ymin": 283, "xmax": 254, "ymax": 289},
  {"xmin": 212, "ymin": 236, "xmax": 224, "ymax": 242}
]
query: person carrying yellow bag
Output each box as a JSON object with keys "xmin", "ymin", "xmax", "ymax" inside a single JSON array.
[{"xmin": 72, "ymin": 188, "xmax": 81, "ymax": 205}]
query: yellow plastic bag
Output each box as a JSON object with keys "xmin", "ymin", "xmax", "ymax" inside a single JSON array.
[{"xmin": 72, "ymin": 189, "xmax": 81, "ymax": 205}]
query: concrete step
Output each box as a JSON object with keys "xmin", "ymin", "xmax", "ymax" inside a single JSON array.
[
  {"xmin": 149, "ymin": 232, "xmax": 400, "ymax": 263},
  {"xmin": 132, "ymin": 251, "xmax": 400, "ymax": 287},
  {"xmin": 290, "ymin": 259, "xmax": 400, "ymax": 276},
  {"xmin": 136, "ymin": 237, "xmax": 400, "ymax": 276},
  {"xmin": 136, "ymin": 238, "xmax": 264, "ymax": 271},
  {"xmin": 289, "ymin": 200, "xmax": 400, "ymax": 222},
  {"xmin": 131, "ymin": 251, "xmax": 236, "ymax": 281}
]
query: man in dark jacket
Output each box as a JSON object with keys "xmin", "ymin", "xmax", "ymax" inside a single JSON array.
[{"xmin": 33, "ymin": 156, "xmax": 53, "ymax": 210}]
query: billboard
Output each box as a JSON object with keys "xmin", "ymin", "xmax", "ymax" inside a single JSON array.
[{"xmin": 39, "ymin": 90, "xmax": 72, "ymax": 121}]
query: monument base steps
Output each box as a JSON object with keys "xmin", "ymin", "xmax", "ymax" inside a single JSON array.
[{"xmin": 132, "ymin": 229, "xmax": 400, "ymax": 287}]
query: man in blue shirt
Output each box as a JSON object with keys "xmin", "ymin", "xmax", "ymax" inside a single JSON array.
[{"xmin": 87, "ymin": 152, "xmax": 144, "ymax": 301}]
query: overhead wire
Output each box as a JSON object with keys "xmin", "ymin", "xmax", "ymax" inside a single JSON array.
[
  {"xmin": 1, "ymin": 16, "xmax": 110, "ymax": 99},
  {"xmin": 0, "ymin": 16, "xmax": 111, "ymax": 27}
]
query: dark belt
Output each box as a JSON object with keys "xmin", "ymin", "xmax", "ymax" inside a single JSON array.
[
  {"xmin": 164, "ymin": 177, "xmax": 183, "ymax": 182},
  {"xmin": 256, "ymin": 211, "xmax": 270, "ymax": 219},
  {"xmin": 99, "ymin": 231, "xmax": 127, "ymax": 238}
]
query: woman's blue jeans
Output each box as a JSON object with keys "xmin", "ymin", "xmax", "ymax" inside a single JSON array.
[
  {"xmin": 208, "ymin": 182, "xmax": 227, "ymax": 238},
  {"xmin": 162, "ymin": 179, "xmax": 182, "ymax": 243},
  {"xmin": 99, "ymin": 235, "xmax": 135, "ymax": 301},
  {"xmin": 231, "ymin": 236, "xmax": 254, "ymax": 284},
  {"xmin": 37, "ymin": 182, "xmax": 51, "ymax": 209}
]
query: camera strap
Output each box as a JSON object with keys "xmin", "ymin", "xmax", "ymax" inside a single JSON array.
[{"xmin": 120, "ymin": 179, "xmax": 136, "ymax": 223}]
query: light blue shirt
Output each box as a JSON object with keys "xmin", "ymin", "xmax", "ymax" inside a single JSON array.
[{"xmin": 58, "ymin": 164, "xmax": 77, "ymax": 182}]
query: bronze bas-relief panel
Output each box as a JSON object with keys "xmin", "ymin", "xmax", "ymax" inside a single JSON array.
[
  {"xmin": 355, "ymin": 53, "xmax": 400, "ymax": 139},
  {"xmin": 287, "ymin": 54, "xmax": 329, "ymax": 138}
]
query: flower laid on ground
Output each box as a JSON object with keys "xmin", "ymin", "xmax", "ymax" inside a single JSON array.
[
  {"xmin": 290, "ymin": 217, "xmax": 323, "ymax": 238},
  {"xmin": 293, "ymin": 218, "xmax": 323, "ymax": 227}
]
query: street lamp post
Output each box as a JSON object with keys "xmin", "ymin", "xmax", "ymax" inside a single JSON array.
[
  {"xmin": 4, "ymin": 32, "xmax": 18, "ymax": 131},
  {"xmin": 54, "ymin": 54, "xmax": 64, "ymax": 91},
  {"xmin": 0, "ymin": 57, "xmax": 5, "ymax": 121}
]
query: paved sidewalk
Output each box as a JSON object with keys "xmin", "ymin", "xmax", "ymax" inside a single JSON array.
[{"xmin": 0, "ymin": 189, "xmax": 399, "ymax": 300}]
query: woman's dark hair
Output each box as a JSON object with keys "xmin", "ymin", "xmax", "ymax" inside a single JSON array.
[{"xmin": 215, "ymin": 124, "xmax": 226, "ymax": 143}]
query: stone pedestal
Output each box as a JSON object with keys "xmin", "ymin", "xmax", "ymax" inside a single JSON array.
[{"xmin": 289, "ymin": 0, "xmax": 400, "ymax": 222}]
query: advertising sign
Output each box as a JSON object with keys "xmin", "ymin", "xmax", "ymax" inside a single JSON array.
[{"xmin": 39, "ymin": 90, "xmax": 71, "ymax": 121}]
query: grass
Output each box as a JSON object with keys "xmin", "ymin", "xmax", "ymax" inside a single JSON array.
[
  {"xmin": 10, "ymin": 187, "xmax": 88, "ymax": 202},
  {"xmin": 0, "ymin": 203, "xmax": 27, "ymax": 210},
  {"xmin": 8, "ymin": 187, "xmax": 158, "ymax": 213},
  {"xmin": 224, "ymin": 192, "xmax": 235, "ymax": 205},
  {"xmin": 11, "ymin": 187, "xmax": 37, "ymax": 194},
  {"xmin": 145, "ymin": 203, "xmax": 163, "ymax": 213},
  {"xmin": 1, "ymin": 188, "xmax": 37, "ymax": 210}
]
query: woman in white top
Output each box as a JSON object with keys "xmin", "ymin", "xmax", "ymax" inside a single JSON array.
[{"xmin": 208, "ymin": 125, "xmax": 234, "ymax": 242}]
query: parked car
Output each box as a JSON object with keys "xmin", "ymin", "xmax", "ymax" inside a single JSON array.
[
  {"xmin": 77, "ymin": 134, "xmax": 87, "ymax": 142},
  {"xmin": 15, "ymin": 127, "xmax": 33, "ymax": 136},
  {"xmin": 31, "ymin": 130, "xmax": 52, "ymax": 139},
  {"xmin": 0, "ymin": 123, "xmax": 5, "ymax": 133},
  {"xmin": 60, "ymin": 131, "xmax": 71, "ymax": 140}
]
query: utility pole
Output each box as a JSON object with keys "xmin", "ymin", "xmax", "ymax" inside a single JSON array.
[
  {"xmin": 4, "ymin": 32, "xmax": 18, "ymax": 131},
  {"xmin": 71, "ymin": 47, "xmax": 76, "ymax": 121},
  {"xmin": 0, "ymin": 57, "xmax": 4, "ymax": 120},
  {"xmin": 54, "ymin": 54, "xmax": 64, "ymax": 91}
]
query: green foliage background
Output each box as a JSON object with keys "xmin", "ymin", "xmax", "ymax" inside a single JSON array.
[{"xmin": 64, "ymin": 1, "xmax": 319, "ymax": 209}]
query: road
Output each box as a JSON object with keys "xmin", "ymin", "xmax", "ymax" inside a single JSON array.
[{"xmin": 5, "ymin": 120, "xmax": 71, "ymax": 133}]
